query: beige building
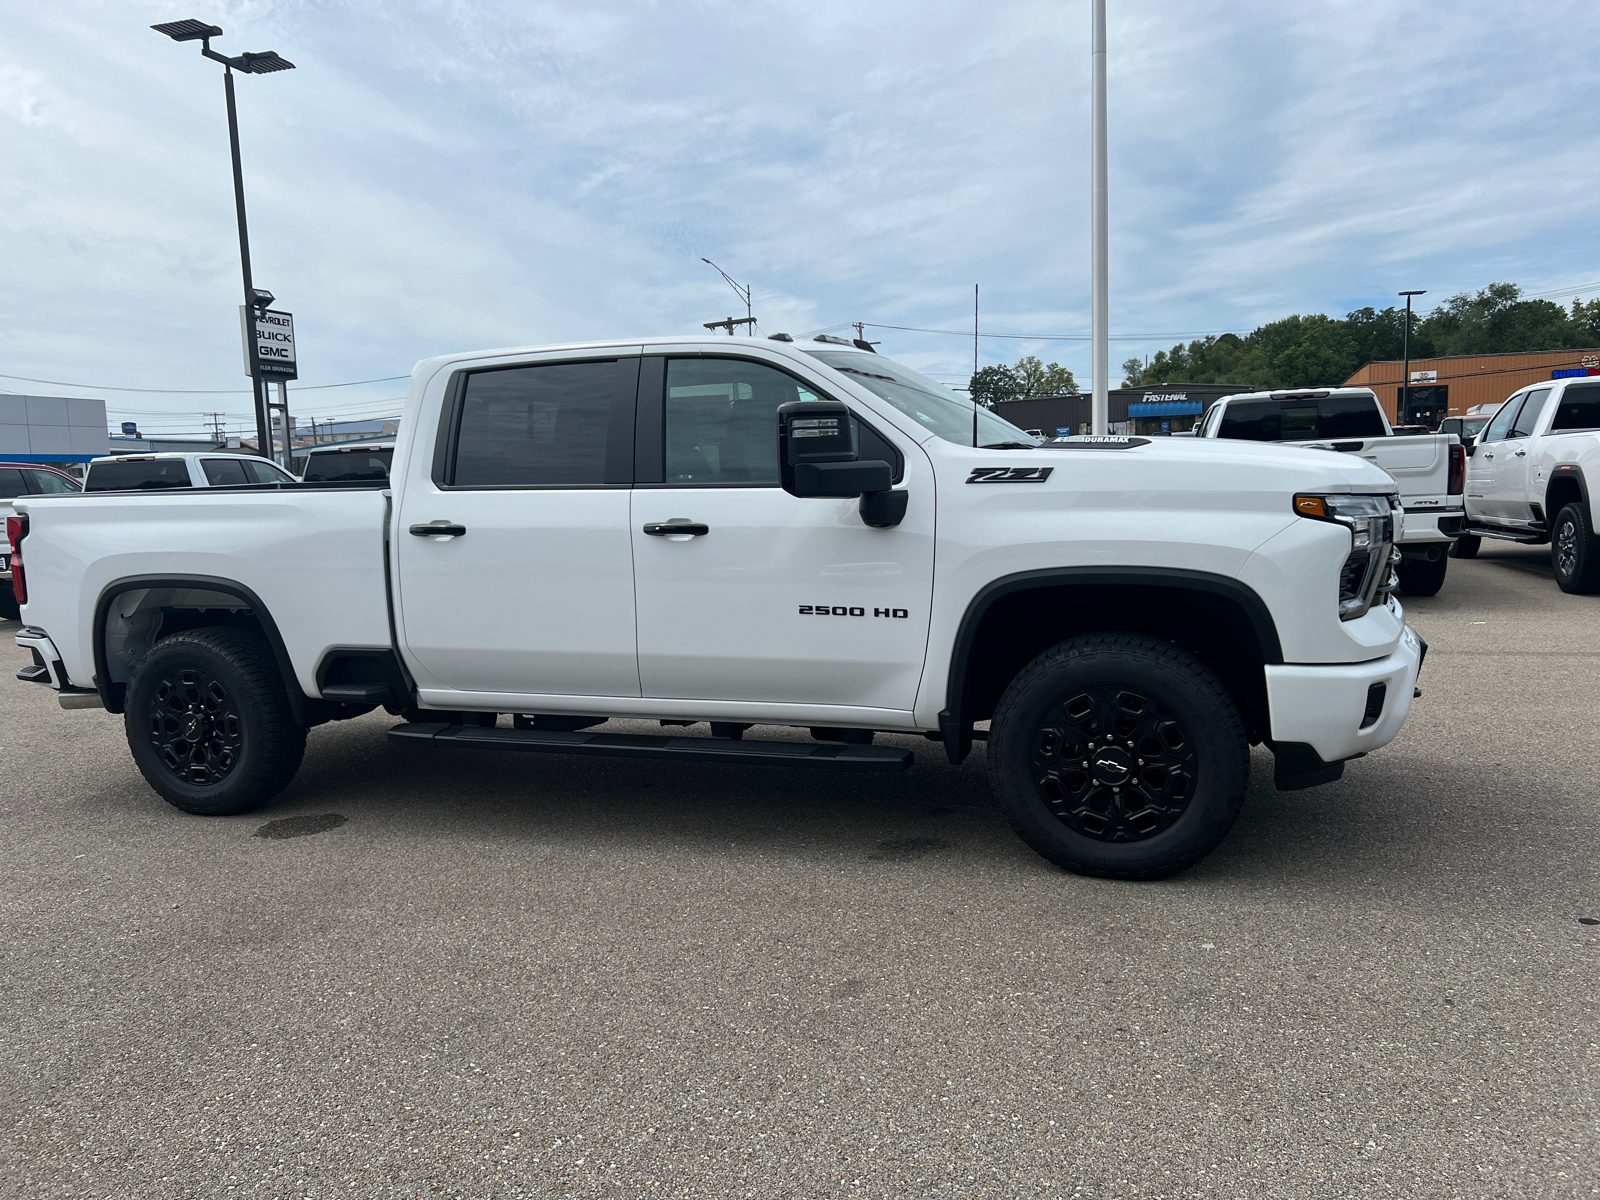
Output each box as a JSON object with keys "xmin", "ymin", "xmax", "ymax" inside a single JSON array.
[{"xmin": 1344, "ymin": 348, "xmax": 1600, "ymax": 426}]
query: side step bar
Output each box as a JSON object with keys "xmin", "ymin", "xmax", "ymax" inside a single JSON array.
[
  {"xmin": 1464, "ymin": 522, "xmax": 1546, "ymax": 545},
  {"xmin": 387, "ymin": 722, "xmax": 914, "ymax": 772}
]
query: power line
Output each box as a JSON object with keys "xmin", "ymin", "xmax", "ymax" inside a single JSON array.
[
  {"xmin": 0, "ymin": 370, "xmax": 408, "ymax": 394},
  {"xmin": 858, "ymin": 322, "xmax": 1245, "ymax": 343}
]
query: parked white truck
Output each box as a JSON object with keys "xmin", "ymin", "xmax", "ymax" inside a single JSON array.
[
  {"xmin": 1456, "ymin": 376, "xmax": 1600, "ymax": 592},
  {"xmin": 9, "ymin": 336, "xmax": 1425, "ymax": 879},
  {"xmin": 1193, "ymin": 387, "xmax": 1464, "ymax": 596}
]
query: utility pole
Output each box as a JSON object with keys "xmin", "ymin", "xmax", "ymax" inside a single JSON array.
[
  {"xmin": 1090, "ymin": 0, "xmax": 1110, "ymax": 435},
  {"xmin": 973, "ymin": 285, "xmax": 980, "ymax": 381},
  {"xmin": 701, "ymin": 259, "xmax": 754, "ymax": 335},
  {"xmin": 202, "ymin": 411, "xmax": 227, "ymax": 445},
  {"xmin": 702, "ymin": 317, "xmax": 756, "ymax": 336},
  {"xmin": 1399, "ymin": 289, "xmax": 1426, "ymax": 424}
]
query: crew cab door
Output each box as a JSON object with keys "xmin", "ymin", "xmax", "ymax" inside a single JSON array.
[
  {"xmin": 1487, "ymin": 388, "xmax": 1552, "ymax": 524},
  {"xmin": 629, "ymin": 354, "xmax": 934, "ymax": 711},
  {"xmin": 1467, "ymin": 394, "xmax": 1522, "ymax": 521},
  {"xmin": 394, "ymin": 355, "xmax": 642, "ymax": 698}
]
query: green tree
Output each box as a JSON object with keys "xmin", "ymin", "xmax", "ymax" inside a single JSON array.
[
  {"xmin": 968, "ymin": 364, "xmax": 1021, "ymax": 408},
  {"xmin": 1012, "ymin": 356, "xmax": 1077, "ymax": 398},
  {"xmin": 1120, "ymin": 357, "xmax": 1146, "ymax": 387}
]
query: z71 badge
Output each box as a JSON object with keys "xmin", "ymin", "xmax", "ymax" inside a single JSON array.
[{"xmin": 966, "ymin": 466, "xmax": 1054, "ymax": 484}]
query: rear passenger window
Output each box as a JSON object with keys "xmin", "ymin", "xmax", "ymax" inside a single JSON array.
[
  {"xmin": 1549, "ymin": 382, "xmax": 1600, "ymax": 432},
  {"xmin": 1510, "ymin": 388, "xmax": 1551, "ymax": 438},
  {"xmin": 202, "ymin": 458, "xmax": 250, "ymax": 485},
  {"xmin": 450, "ymin": 361, "xmax": 620, "ymax": 487}
]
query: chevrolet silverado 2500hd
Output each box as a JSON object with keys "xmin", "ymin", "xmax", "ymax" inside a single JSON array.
[
  {"xmin": 10, "ymin": 336, "xmax": 1424, "ymax": 879},
  {"xmin": 1195, "ymin": 388, "xmax": 1463, "ymax": 596}
]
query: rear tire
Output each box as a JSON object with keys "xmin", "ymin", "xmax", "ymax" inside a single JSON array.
[
  {"xmin": 0, "ymin": 581, "xmax": 18, "ymax": 621},
  {"xmin": 1551, "ymin": 503, "xmax": 1600, "ymax": 594},
  {"xmin": 986, "ymin": 632, "xmax": 1249, "ymax": 881},
  {"xmin": 124, "ymin": 627, "xmax": 306, "ymax": 815},
  {"xmin": 1396, "ymin": 553, "xmax": 1448, "ymax": 596},
  {"xmin": 1449, "ymin": 534, "xmax": 1480, "ymax": 559}
]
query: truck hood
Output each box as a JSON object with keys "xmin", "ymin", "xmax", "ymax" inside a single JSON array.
[{"xmin": 1033, "ymin": 435, "xmax": 1397, "ymax": 493}]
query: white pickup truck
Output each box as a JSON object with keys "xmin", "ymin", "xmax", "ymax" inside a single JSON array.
[
  {"xmin": 1456, "ymin": 376, "xmax": 1600, "ymax": 592},
  {"xmin": 9, "ymin": 335, "xmax": 1425, "ymax": 880},
  {"xmin": 1194, "ymin": 387, "xmax": 1464, "ymax": 596}
]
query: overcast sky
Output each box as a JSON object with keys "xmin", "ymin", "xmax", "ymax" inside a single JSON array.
[{"xmin": 4, "ymin": 0, "xmax": 1600, "ymax": 435}]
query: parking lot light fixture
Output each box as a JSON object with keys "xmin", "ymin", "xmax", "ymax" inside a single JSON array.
[
  {"xmin": 151, "ymin": 19, "xmax": 296, "ymax": 457},
  {"xmin": 1399, "ymin": 289, "xmax": 1426, "ymax": 423}
]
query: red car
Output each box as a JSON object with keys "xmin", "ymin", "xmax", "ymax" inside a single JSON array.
[{"xmin": 1, "ymin": 462, "xmax": 81, "ymax": 619}]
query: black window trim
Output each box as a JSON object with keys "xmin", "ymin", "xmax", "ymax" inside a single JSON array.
[
  {"xmin": 430, "ymin": 355, "xmax": 642, "ymax": 491},
  {"xmin": 634, "ymin": 351, "xmax": 906, "ymax": 490}
]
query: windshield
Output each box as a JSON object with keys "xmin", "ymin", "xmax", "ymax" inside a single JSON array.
[{"xmin": 805, "ymin": 351, "xmax": 1038, "ymax": 446}]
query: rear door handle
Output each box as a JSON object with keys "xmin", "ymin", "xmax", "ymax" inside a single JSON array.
[
  {"xmin": 643, "ymin": 521, "xmax": 709, "ymax": 537},
  {"xmin": 409, "ymin": 522, "xmax": 466, "ymax": 537}
]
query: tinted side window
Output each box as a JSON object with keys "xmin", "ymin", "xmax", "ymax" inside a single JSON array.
[
  {"xmin": 1481, "ymin": 397, "xmax": 1521, "ymax": 443},
  {"xmin": 1550, "ymin": 382, "xmax": 1600, "ymax": 432},
  {"xmin": 248, "ymin": 460, "xmax": 292, "ymax": 484},
  {"xmin": 1319, "ymin": 395, "xmax": 1387, "ymax": 438},
  {"xmin": 0, "ymin": 468, "xmax": 26, "ymax": 499},
  {"xmin": 1217, "ymin": 400, "xmax": 1282, "ymax": 441},
  {"xmin": 25, "ymin": 469, "xmax": 79, "ymax": 493},
  {"xmin": 85, "ymin": 460, "xmax": 193, "ymax": 491},
  {"xmin": 1509, "ymin": 388, "xmax": 1551, "ymax": 438},
  {"xmin": 202, "ymin": 458, "xmax": 250, "ymax": 485},
  {"xmin": 452, "ymin": 361, "xmax": 618, "ymax": 486}
]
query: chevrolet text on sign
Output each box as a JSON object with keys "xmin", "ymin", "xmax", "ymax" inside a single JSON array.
[{"xmin": 240, "ymin": 306, "xmax": 298, "ymax": 381}]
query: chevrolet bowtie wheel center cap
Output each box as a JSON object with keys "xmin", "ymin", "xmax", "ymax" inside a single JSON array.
[{"xmin": 1090, "ymin": 745, "xmax": 1133, "ymax": 786}]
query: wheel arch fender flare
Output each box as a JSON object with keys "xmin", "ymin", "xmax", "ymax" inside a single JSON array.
[
  {"xmin": 1545, "ymin": 464, "xmax": 1590, "ymax": 519},
  {"xmin": 937, "ymin": 566, "xmax": 1285, "ymax": 765},
  {"xmin": 92, "ymin": 574, "xmax": 305, "ymax": 722}
]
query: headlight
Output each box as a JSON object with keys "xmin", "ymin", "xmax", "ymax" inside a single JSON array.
[{"xmin": 1293, "ymin": 492, "xmax": 1398, "ymax": 620}]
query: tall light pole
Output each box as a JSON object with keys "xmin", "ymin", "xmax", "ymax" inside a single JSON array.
[
  {"xmin": 701, "ymin": 258, "xmax": 754, "ymax": 335},
  {"xmin": 1090, "ymin": 0, "xmax": 1110, "ymax": 435},
  {"xmin": 152, "ymin": 19, "xmax": 294, "ymax": 457},
  {"xmin": 1399, "ymin": 289, "xmax": 1426, "ymax": 423}
]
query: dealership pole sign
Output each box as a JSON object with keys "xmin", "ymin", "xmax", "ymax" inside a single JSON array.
[{"xmin": 239, "ymin": 306, "xmax": 298, "ymax": 381}]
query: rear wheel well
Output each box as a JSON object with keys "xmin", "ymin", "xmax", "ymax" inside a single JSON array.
[
  {"xmin": 1545, "ymin": 475, "xmax": 1586, "ymax": 524},
  {"xmin": 949, "ymin": 580, "xmax": 1275, "ymax": 750}
]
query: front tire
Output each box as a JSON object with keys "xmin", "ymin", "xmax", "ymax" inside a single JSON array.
[
  {"xmin": 986, "ymin": 632, "xmax": 1249, "ymax": 880},
  {"xmin": 124, "ymin": 627, "xmax": 306, "ymax": 815},
  {"xmin": 1551, "ymin": 503, "xmax": 1600, "ymax": 594},
  {"xmin": 1449, "ymin": 534, "xmax": 1480, "ymax": 559},
  {"xmin": 1396, "ymin": 553, "xmax": 1448, "ymax": 596}
]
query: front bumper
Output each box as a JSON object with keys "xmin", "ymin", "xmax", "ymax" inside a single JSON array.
[{"xmin": 1265, "ymin": 625, "xmax": 1425, "ymax": 767}]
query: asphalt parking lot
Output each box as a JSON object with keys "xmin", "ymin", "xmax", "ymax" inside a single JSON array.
[{"xmin": 2, "ymin": 541, "xmax": 1597, "ymax": 1200}]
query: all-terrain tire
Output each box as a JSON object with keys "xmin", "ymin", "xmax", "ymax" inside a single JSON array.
[
  {"xmin": 1449, "ymin": 534, "xmax": 1480, "ymax": 559},
  {"xmin": 124, "ymin": 627, "xmax": 306, "ymax": 815},
  {"xmin": 0, "ymin": 581, "xmax": 18, "ymax": 621},
  {"xmin": 1396, "ymin": 553, "xmax": 1448, "ymax": 596},
  {"xmin": 1551, "ymin": 502, "xmax": 1600, "ymax": 594},
  {"xmin": 986, "ymin": 632, "xmax": 1249, "ymax": 881}
]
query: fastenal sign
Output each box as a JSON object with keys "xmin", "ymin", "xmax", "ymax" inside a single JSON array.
[{"xmin": 240, "ymin": 306, "xmax": 298, "ymax": 380}]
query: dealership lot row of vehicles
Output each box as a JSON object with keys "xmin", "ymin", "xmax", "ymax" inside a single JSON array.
[{"xmin": 4, "ymin": 337, "xmax": 1595, "ymax": 880}]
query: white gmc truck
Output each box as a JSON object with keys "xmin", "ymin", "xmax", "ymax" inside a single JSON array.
[
  {"xmin": 9, "ymin": 335, "xmax": 1425, "ymax": 880},
  {"xmin": 1194, "ymin": 387, "xmax": 1464, "ymax": 596}
]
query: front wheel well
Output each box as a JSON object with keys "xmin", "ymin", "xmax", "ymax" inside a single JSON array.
[{"xmin": 948, "ymin": 579, "xmax": 1276, "ymax": 752}]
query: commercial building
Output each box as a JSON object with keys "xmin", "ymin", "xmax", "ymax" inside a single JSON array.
[
  {"xmin": 0, "ymin": 394, "xmax": 109, "ymax": 463},
  {"xmin": 993, "ymin": 382, "xmax": 1254, "ymax": 437},
  {"xmin": 1344, "ymin": 348, "xmax": 1600, "ymax": 427}
]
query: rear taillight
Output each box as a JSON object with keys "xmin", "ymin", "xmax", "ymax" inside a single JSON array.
[
  {"xmin": 1448, "ymin": 444, "xmax": 1465, "ymax": 495},
  {"xmin": 6, "ymin": 514, "xmax": 26, "ymax": 606}
]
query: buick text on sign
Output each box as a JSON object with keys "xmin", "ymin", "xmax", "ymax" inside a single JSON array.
[{"xmin": 240, "ymin": 307, "xmax": 298, "ymax": 380}]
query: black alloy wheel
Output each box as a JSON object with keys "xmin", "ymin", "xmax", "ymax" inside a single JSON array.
[
  {"xmin": 1552, "ymin": 502, "xmax": 1600, "ymax": 594},
  {"xmin": 987, "ymin": 632, "xmax": 1250, "ymax": 880},
  {"xmin": 146, "ymin": 665, "xmax": 244, "ymax": 786},
  {"xmin": 124, "ymin": 627, "xmax": 306, "ymax": 815},
  {"xmin": 1032, "ymin": 686, "xmax": 1198, "ymax": 842}
]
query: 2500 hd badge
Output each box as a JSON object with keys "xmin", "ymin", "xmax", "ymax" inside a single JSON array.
[{"xmin": 798, "ymin": 605, "xmax": 910, "ymax": 617}]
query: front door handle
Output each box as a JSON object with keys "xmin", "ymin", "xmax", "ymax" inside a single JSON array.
[
  {"xmin": 409, "ymin": 521, "xmax": 467, "ymax": 537},
  {"xmin": 1514, "ymin": 449, "xmax": 1527, "ymax": 457},
  {"xmin": 1483, "ymin": 451, "xmax": 1495, "ymax": 459},
  {"xmin": 643, "ymin": 521, "xmax": 709, "ymax": 537}
]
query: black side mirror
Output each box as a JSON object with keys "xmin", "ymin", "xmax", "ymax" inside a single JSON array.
[
  {"xmin": 777, "ymin": 400, "xmax": 905, "ymax": 526},
  {"xmin": 1462, "ymin": 435, "xmax": 1477, "ymax": 452}
]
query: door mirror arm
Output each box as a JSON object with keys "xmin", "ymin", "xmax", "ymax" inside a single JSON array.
[{"xmin": 777, "ymin": 400, "xmax": 907, "ymax": 526}]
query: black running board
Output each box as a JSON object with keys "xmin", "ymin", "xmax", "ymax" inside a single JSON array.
[
  {"xmin": 1464, "ymin": 522, "xmax": 1546, "ymax": 544},
  {"xmin": 387, "ymin": 722, "xmax": 914, "ymax": 772}
]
